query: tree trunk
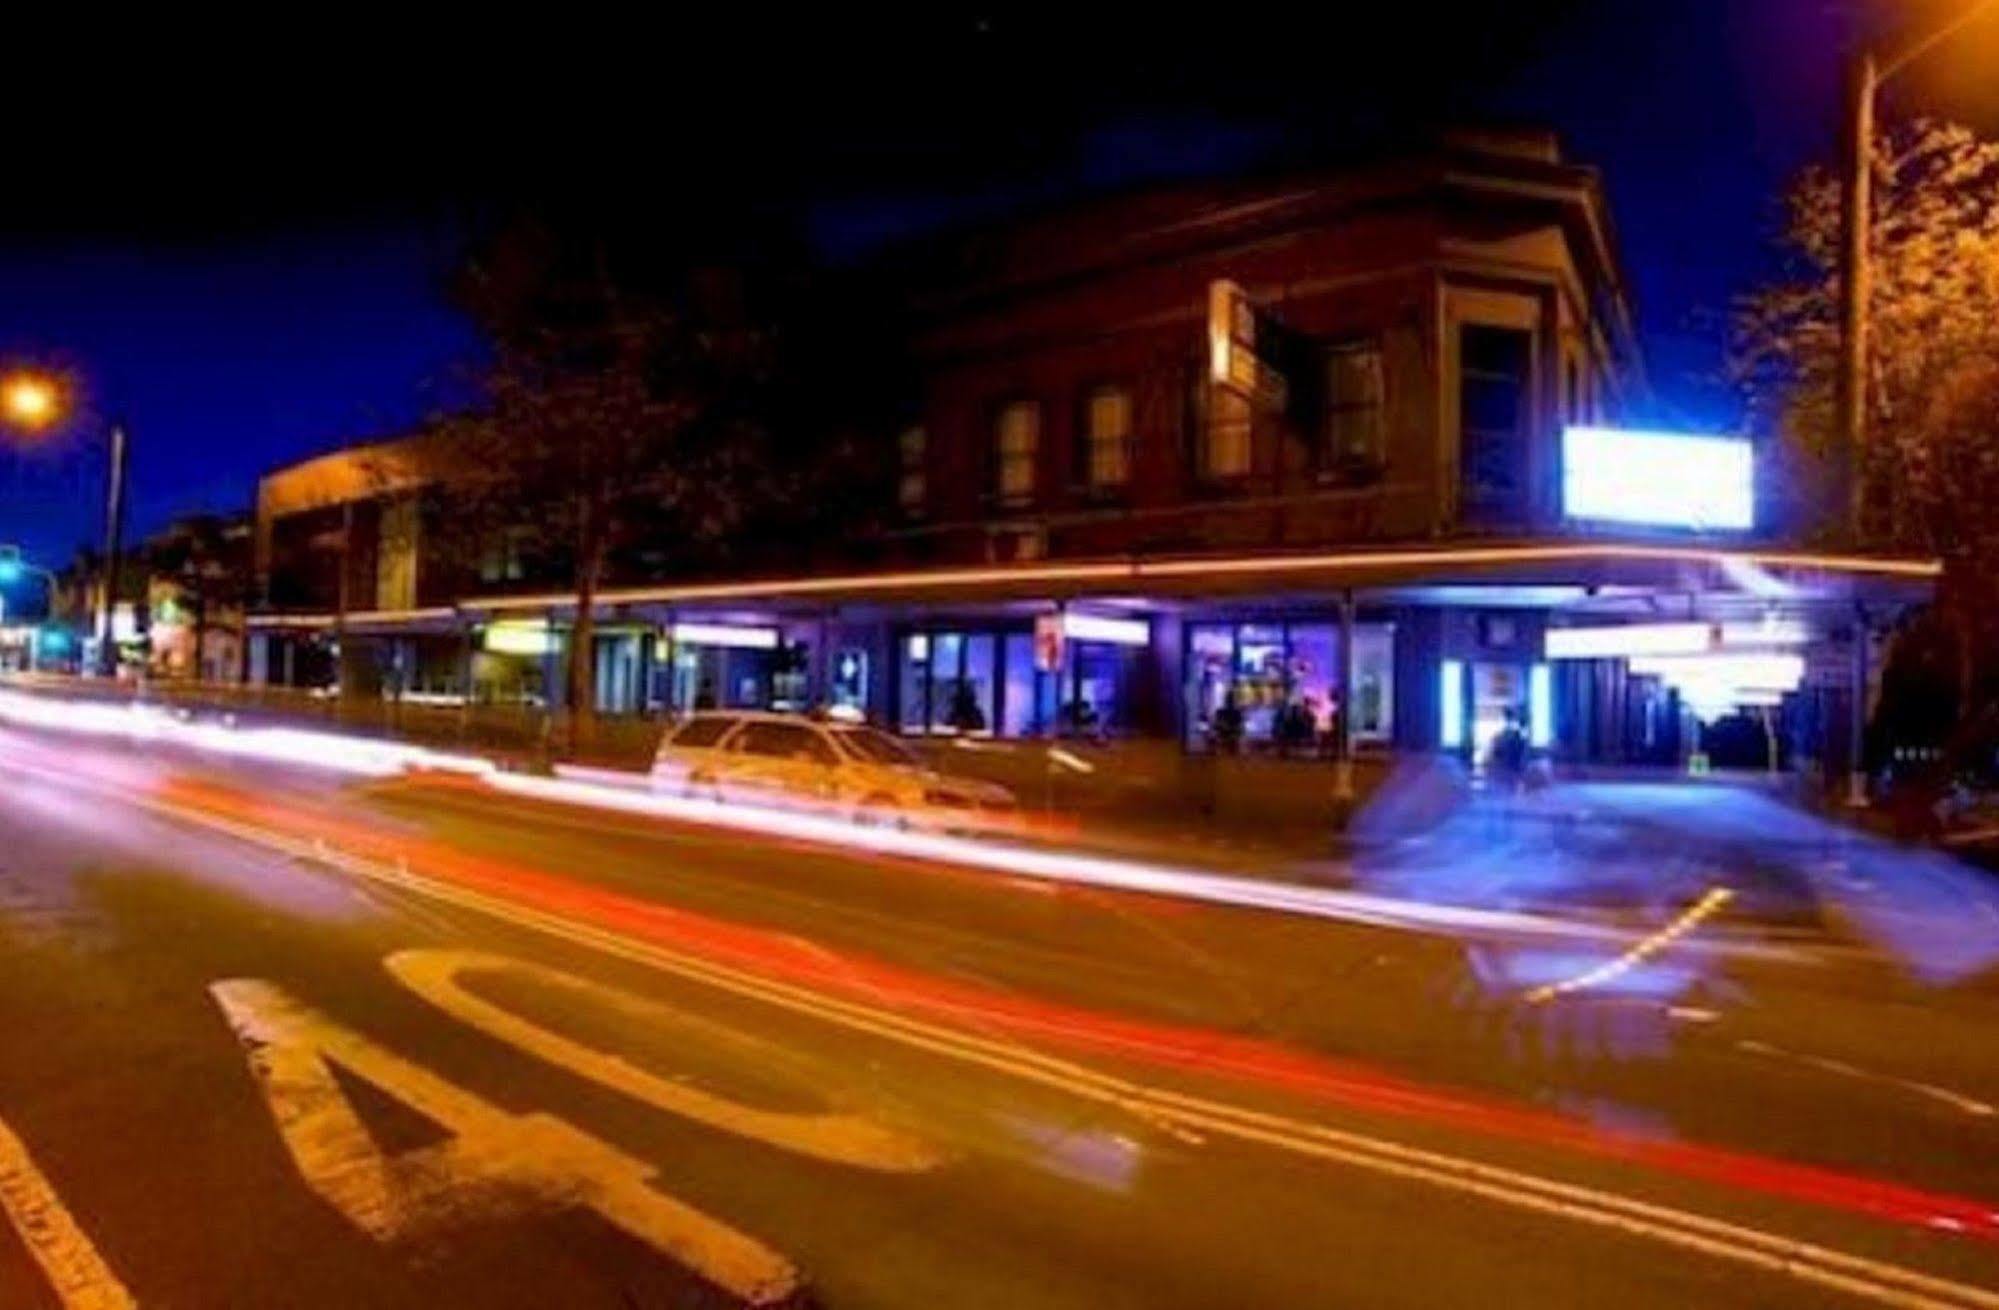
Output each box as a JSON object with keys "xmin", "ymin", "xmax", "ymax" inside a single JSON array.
[
  {"xmin": 565, "ymin": 498, "xmax": 606, "ymax": 754},
  {"xmin": 190, "ymin": 589, "xmax": 208, "ymax": 683}
]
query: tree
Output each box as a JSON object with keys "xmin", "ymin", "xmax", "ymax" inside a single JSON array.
[
  {"xmin": 1731, "ymin": 119, "xmax": 1999, "ymax": 734},
  {"xmin": 441, "ymin": 220, "xmax": 801, "ymax": 745},
  {"xmin": 144, "ymin": 515, "xmax": 252, "ymax": 681}
]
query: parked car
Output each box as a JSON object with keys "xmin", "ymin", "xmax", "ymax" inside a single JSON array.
[{"xmin": 651, "ymin": 710, "xmax": 1019, "ymax": 832}]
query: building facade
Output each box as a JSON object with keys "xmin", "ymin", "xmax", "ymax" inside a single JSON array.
[{"xmin": 246, "ymin": 133, "xmax": 1934, "ymax": 781}]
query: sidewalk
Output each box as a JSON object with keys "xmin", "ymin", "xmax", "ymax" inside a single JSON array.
[{"xmin": 9, "ymin": 674, "xmax": 1996, "ymax": 970}]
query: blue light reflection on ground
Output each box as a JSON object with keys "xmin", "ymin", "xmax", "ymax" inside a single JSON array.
[{"xmin": 1349, "ymin": 763, "xmax": 1999, "ymax": 986}]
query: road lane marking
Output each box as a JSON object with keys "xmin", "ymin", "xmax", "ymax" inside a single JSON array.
[
  {"xmin": 183, "ymin": 821, "xmax": 1999, "ymax": 1310},
  {"xmin": 210, "ymin": 979, "xmax": 799, "ymax": 1306},
  {"xmin": 1526, "ymin": 887, "xmax": 1735, "ymax": 1004},
  {"xmin": 1736, "ymin": 1040, "xmax": 1997, "ymax": 1119},
  {"xmin": 17, "ymin": 757, "xmax": 1999, "ymax": 1310},
  {"xmin": 0, "ymin": 1115, "xmax": 136, "ymax": 1310},
  {"xmin": 386, "ymin": 948, "xmax": 941, "ymax": 1172}
]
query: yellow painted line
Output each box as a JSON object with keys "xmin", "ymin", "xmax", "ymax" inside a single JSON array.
[
  {"xmin": 1526, "ymin": 887, "xmax": 1736, "ymax": 1004},
  {"xmin": 138, "ymin": 796, "xmax": 1999, "ymax": 1310},
  {"xmin": 386, "ymin": 949, "xmax": 941, "ymax": 1173},
  {"xmin": 0, "ymin": 1116, "xmax": 136, "ymax": 1310}
]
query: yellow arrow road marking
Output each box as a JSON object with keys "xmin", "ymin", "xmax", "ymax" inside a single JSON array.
[{"xmin": 0, "ymin": 1115, "xmax": 135, "ymax": 1310}]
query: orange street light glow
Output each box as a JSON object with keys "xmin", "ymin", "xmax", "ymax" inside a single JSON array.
[{"xmin": 0, "ymin": 373, "xmax": 62, "ymax": 430}]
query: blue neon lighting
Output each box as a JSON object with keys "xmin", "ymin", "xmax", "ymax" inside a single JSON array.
[{"xmin": 1440, "ymin": 659, "xmax": 1465, "ymax": 749}]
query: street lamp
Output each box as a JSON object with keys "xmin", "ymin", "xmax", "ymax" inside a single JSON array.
[
  {"xmin": 0, "ymin": 368, "xmax": 132, "ymax": 677},
  {"xmin": 1837, "ymin": 0, "xmax": 1999, "ymax": 541},
  {"xmin": 1, "ymin": 373, "xmax": 62, "ymax": 431}
]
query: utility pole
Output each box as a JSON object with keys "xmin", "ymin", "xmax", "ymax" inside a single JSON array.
[
  {"xmin": 1836, "ymin": 0, "xmax": 1998, "ymax": 544},
  {"xmin": 97, "ymin": 422, "xmax": 128, "ymax": 677}
]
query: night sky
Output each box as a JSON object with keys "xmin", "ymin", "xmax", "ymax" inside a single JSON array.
[{"xmin": 3, "ymin": 2, "xmax": 1995, "ymax": 571}]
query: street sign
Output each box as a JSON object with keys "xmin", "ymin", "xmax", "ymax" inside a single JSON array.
[{"xmin": 1033, "ymin": 614, "xmax": 1064, "ymax": 672}]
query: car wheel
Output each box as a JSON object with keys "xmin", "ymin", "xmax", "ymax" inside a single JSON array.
[{"xmin": 853, "ymin": 794, "xmax": 905, "ymax": 829}]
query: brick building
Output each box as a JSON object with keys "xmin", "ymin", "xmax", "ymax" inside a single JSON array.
[{"xmin": 246, "ymin": 131, "xmax": 1934, "ymax": 782}]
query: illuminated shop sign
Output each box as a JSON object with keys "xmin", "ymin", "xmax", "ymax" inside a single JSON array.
[
  {"xmin": 1061, "ymin": 612, "xmax": 1150, "ymax": 647},
  {"xmin": 669, "ymin": 622, "xmax": 779, "ymax": 651},
  {"xmin": 1561, "ymin": 426, "xmax": 1754, "ymax": 531},
  {"xmin": 483, "ymin": 621, "xmax": 555, "ymax": 657}
]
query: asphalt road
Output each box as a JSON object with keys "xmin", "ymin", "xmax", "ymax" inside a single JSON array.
[{"xmin": 0, "ymin": 722, "xmax": 1996, "ymax": 1309}]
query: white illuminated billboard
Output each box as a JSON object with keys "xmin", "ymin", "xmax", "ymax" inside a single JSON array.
[{"xmin": 1561, "ymin": 426, "xmax": 1754, "ymax": 531}]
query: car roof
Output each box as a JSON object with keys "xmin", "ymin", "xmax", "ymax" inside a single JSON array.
[{"xmin": 680, "ymin": 709, "xmax": 827, "ymax": 729}]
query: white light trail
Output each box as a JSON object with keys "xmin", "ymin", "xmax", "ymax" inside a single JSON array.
[
  {"xmin": 514, "ymin": 767, "xmax": 1623, "ymax": 944},
  {"xmin": 0, "ymin": 689, "xmax": 494, "ymax": 780}
]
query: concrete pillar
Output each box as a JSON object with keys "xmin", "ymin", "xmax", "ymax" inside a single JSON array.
[
  {"xmin": 1847, "ymin": 606, "xmax": 1870, "ymax": 807},
  {"xmin": 457, "ymin": 624, "xmax": 476, "ymax": 736},
  {"xmin": 814, "ymin": 612, "xmax": 831, "ymax": 710},
  {"xmin": 661, "ymin": 608, "xmax": 677, "ymax": 716},
  {"xmin": 1334, "ymin": 589, "xmax": 1357, "ymax": 802},
  {"xmin": 541, "ymin": 608, "xmax": 562, "ymax": 712}
]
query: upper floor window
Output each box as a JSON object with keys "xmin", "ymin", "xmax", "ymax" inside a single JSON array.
[
  {"xmin": 1322, "ymin": 339, "xmax": 1384, "ymax": 469},
  {"xmin": 898, "ymin": 425, "xmax": 927, "ymax": 515},
  {"xmin": 1459, "ymin": 325, "xmax": 1532, "ymax": 512},
  {"xmin": 478, "ymin": 525, "xmax": 530, "ymax": 583},
  {"xmin": 1081, "ymin": 384, "xmax": 1132, "ymax": 489},
  {"xmin": 993, "ymin": 400, "xmax": 1040, "ymax": 505},
  {"xmin": 1201, "ymin": 385, "xmax": 1253, "ymax": 481}
]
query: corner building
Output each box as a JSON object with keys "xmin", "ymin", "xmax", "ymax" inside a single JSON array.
[{"xmin": 249, "ymin": 132, "xmax": 1932, "ymax": 783}]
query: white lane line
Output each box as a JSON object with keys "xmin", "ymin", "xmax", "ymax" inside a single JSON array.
[
  {"xmin": 0, "ymin": 1115, "xmax": 136, "ymax": 1310},
  {"xmin": 211, "ymin": 978, "xmax": 800, "ymax": 1306},
  {"xmin": 1737, "ymin": 1041, "xmax": 1997, "ymax": 1118},
  {"xmin": 126, "ymin": 791, "xmax": 1999, "ymax": 1310},
  {"xmin": 385, "ymin": 948, "xmax": 941, "ymax": 1173},
  {"xmin": 10, "ymin": 753, "xmax": 1998, "ymax": 1310}
]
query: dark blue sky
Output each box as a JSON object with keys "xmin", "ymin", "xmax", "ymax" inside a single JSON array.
[{"xmin": 3, "ymin": 1, "xmax": 1994, "ymax": 569}]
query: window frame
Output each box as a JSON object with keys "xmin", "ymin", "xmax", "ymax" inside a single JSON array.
[
  {"xmin": 1457, "ymin": 324, "xmax": 1534, "ymax": 511},
  {"xmin": 1196, "ymin": 377, "xmax": 1255, "ymax": 486},
  {"xmin": 1076, "ymin": 382, "xmax": 1134, "ymax": 494},
  {"xmin": 1319, "ymin": 336, "xmax": 1386, "ymax": 478},
  {"xmin": 991, "ymin": 398, "xmax": 1042, "ymax": 507},
  {"xmin": 897, "ymin": 424, "xmax": 928, "ymax": 517}
]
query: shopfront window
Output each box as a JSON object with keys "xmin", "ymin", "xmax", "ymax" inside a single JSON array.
[
  {"xmin": 1066, "ymin": 640, "xmax": 1137, "ymax": 736},
  {"xmin": 897, "ymin": 624, "xmax": 1124, "ymax": 739},
  {"xmin": 900, "ymin": 629, "xmax": 999, "ymax": 735},
  {"xmin": 830, "ymin": 647, "xmax": 869, "ymax": 715},
  {"xmin": 1185, "ymin": 618, "xmax": 1396, "ymax": 752},
  {"xmin": 1001, "ymin": 632, "xmax": 1041, "ymax": 736},
  {"xmin": 1352, "ymin": 625, "xmax": 1396, "ymax": 742}
]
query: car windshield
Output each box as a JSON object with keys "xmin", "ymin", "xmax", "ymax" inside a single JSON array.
[{"xmin": 833, "ymin": 727, "xmax": 921, "ymax": 767}]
